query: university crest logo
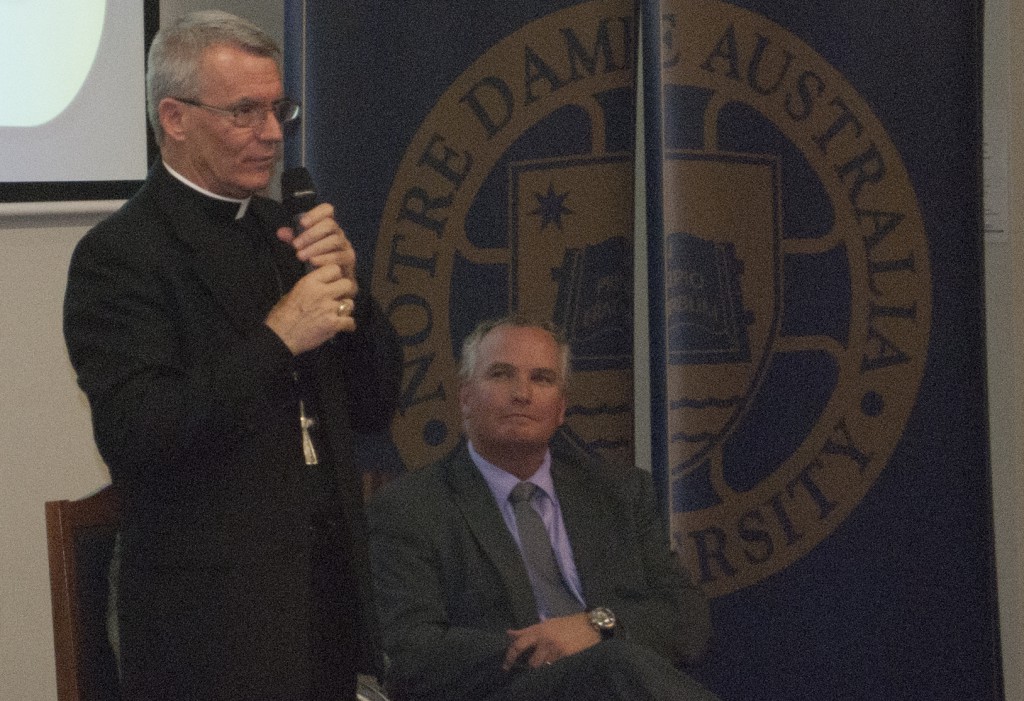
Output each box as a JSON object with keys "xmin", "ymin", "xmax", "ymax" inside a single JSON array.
[{"xmin": 372, "ymin": 0, "xmax": 932, "ymax": 599}]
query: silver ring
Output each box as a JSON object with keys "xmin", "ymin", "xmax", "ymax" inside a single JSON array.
[{"xmin": 337, "ymin": 298, "xmax": 354, "ymax": 317}]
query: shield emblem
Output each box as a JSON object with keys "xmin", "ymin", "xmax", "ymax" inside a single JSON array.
[
  {"xmin": 661, "ymin": 151, "xmax": 781, "ymax": 507},
  {"xmin": 509, "ymin": 153, "xmax": 635, "ymax": 466}
]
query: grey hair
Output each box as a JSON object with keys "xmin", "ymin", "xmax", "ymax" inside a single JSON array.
[
  {"xmin": 458, "ymin": 316, "xmax": 571, "ymax": 386},
  {"xmin": 146, "ymin": 10, "xmax": 280, "ymax": 145}
]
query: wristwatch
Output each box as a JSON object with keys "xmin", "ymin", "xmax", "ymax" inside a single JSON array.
[{"xmin": 587, "ymin": 606, "xmax": 616, "ymax": 639}]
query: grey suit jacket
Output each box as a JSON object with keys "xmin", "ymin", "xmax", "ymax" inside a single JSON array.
[{"xmin": 367, "ymin": 442, "xmax": 711, "ymax": 701}]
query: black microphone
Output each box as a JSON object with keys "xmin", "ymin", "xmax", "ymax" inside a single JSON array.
[
  {"xmin": 281, "ymin": 166, "xmax": 318, "ymax": 273},
  {"xmin": 281, "ymin": 166, "xmax": 317, "ymax": 222}
]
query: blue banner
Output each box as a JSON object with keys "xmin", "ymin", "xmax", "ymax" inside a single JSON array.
[
  {"xmin": 287, "ymin": 0, "xmax": 640, "ymax": 474},
  {"xmin": 644, "ymin": 1, "xmax": 1001, "ymax": 698},
  {"xmin": 287, "ymin": 0, "xmax": 1002, "ymax": 697}
]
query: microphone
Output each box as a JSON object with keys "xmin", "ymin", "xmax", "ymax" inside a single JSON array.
[
  {"xmin": 281, "ymin": 166, "xmax": 317, "ymax": 222},
  {"xmin": 281, "ymin": 166, "xmax": 318, "ymax": 273},
  {"xmin": 281, "ymin": 167, "xmax": 354, "ymax": 328}
]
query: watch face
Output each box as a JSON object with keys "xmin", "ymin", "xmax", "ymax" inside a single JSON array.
[{"xmin": 590, "ymin": 607, "xmax": 615, "ymax": 630}]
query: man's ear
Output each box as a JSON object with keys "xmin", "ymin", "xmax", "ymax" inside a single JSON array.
[{"xmin": 158, "ymin": 97, "xmax": 187, "ymax": 142}]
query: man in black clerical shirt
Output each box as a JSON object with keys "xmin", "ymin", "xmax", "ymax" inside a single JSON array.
[{"xmin": 63, "ymin": 11, "xmax": 401, "ymax": 701}]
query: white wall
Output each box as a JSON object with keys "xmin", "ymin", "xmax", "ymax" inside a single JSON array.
[
  {"xmin": 991, "ymin": 0, "xmax": 1024, "ymax": 698},
  {"xmin": 0, "ymin": 212, "xmax": 110, "ymax": 700},
  {"xmin": 0, "ymin": 2, "xmax": 1019, "ymax": 700}
]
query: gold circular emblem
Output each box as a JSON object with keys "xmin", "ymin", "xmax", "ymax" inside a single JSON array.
[{"xmin": 371, "ymin": 0, "xmax": 931, "ymax": 598}]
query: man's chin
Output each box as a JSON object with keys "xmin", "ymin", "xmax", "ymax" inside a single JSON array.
[
  {"xmin": 242, "ymin": 161, "xmax": 279, "ymax": 190},
  {"xmin": 497, "ymin": 434, "xmax": 552, "ymax": 453},
  {"xmin": 247, "ymin": 170, "xmax": 275, "ymax": 191}
]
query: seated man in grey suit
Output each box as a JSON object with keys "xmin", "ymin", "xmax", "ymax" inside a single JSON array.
[{"xmin": 368, "ymin": 317, "xmax": 720, "ymax": 700}]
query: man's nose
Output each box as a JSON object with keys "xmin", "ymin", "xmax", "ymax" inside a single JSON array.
[
  {"xmin": 510, "ymin": 377, "xmax": 532, "ymax": 401},
  {"xmin": 258, "ymin": 110, "xmax": 284, "ymax": 141}
]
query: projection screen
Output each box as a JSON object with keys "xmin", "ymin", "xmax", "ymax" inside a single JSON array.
[{"xmin": 0, "ymin": 0, "xmax": 158, "ymax": 203}]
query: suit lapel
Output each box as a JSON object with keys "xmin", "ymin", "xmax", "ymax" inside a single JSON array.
[
  {"xmin": 444, "ymin": 447, "xmax": 540, "ymax": 627},
  {"xmin": 554, "ymin": 457, "xmax": 616, "ymax": 606}
]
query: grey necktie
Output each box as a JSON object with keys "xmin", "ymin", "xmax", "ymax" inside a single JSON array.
[{"xmin": 509, "ymin": 482, "xmax": 583, "ymax": 618}]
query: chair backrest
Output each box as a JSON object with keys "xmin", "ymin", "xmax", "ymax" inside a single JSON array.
[
  {"xmin": 45, "ymin": 484, "xmax": 393, "ymax": 701},
  {"xmin": 45, "ymin": 485, "xmax": 121, "ymax": 701}
]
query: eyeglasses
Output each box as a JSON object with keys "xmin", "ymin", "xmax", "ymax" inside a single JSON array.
[{"xmin": 173, "ymin": 97, "xmax": 301, "ymax": 129}]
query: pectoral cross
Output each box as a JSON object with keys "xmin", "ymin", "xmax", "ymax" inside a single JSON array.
[{"xmin": 299, "ymin": 400, "xmax": 319, "ymax": 466}]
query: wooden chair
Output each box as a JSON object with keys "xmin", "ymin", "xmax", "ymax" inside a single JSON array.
[
  {"xmin": 45, "ymin": 485, "xmax": 121, "ymax": 701},
  {"xmin": 45, "ymin": 484, "xmax": 393, "ymax": 701}
]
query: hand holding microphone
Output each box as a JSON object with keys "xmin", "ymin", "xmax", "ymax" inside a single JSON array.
[
  {"xmin": 279, "ymin": 166, "xmax": 357, "ymax": 282},
  {"xmin": 265, "ymin": 167, "xmax": 358, "ymax": 354}
]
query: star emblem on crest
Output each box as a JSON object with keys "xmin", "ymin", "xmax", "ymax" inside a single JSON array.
[{"xmin": 529, "ymin": 182, "xmax": 573, "ymax": 231}]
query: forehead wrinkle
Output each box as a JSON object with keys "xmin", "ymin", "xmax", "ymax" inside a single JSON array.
[{"xmin": 197, "ymin": 45, "xmax": 282, "ymax": 102}]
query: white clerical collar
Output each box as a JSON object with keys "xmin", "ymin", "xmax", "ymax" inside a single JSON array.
[{"xmin": 163, "ymin": 161, "xmax": 251, "ymax": 219}]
